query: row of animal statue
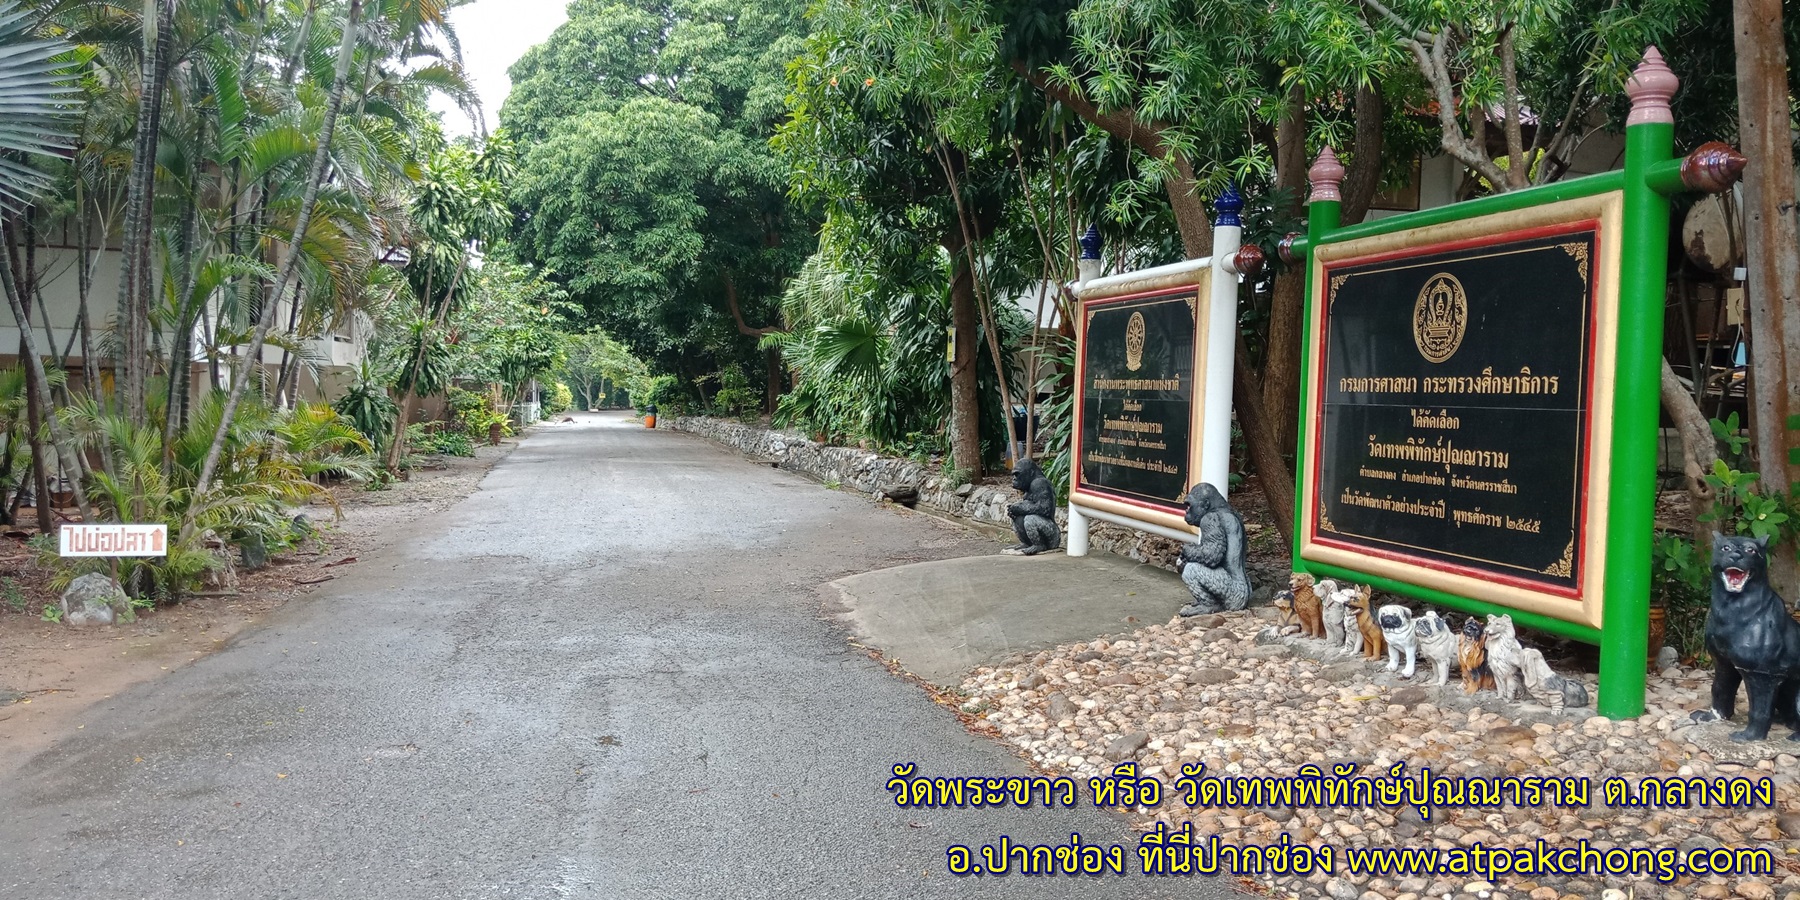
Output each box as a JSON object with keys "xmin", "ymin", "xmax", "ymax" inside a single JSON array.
[{"xmin": 1273, "ymin": 573, "xmax": 1590, "ymax": 713}]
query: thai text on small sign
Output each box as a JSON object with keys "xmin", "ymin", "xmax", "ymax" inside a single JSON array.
[{"xmin": 59, "ymin": 524, "xmax": 168, "ymax": 558}]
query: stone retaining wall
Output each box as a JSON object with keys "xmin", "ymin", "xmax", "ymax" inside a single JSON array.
[{"xmin": 667, "ymin": 416, "xmax": 1191, "ymax": 573}]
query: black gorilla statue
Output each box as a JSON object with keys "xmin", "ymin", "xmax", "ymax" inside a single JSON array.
[
  {"xmin": 1178, "ymin": 483, "xmax": 1250, "ymax": 615},
  {"xmin": 1003, "ymin": 459, "xmax": 1060, "ymax": 556}
]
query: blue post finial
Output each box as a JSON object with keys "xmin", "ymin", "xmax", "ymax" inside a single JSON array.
[
  {"xmin": 1212, "ymin": 183, "xmax": 1244, "ymax": 228},
  {"xmin": 1078, "ymin": 224, "xmax": 1102, "ymax": 260}
]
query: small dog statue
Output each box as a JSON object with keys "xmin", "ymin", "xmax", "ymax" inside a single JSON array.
[
  {"xmin": 1377, "ymin": 605, "xmax": 1418, "ymax": 678},
  {"xmin": 1332, "ymin": 588, "xmax": 1360, "ymax": 655},
  {"xmin": 1347, "ymin": 586, "xmax": 1386, "ymax": 661},
  {"xmin": 1485, "ymin": 614, "xmax": 1528, "ymax": 702},
  {"xmin": 1317, "ymin": 586, "xmax": 1346, "ymax": 651},
  {"xmin": 1413, "ymin": 611, "xmax": 1458, "ymax": 686},
  {"xmin": 1518, "ymin": 647, "xmax": 1590, "ymax": 713},
  {"xmin": 1459, "ymin": 617, "xmax": 1496, "ymax": 694},
  {"xmin": 1290, "ymin": 573, "xmax": 1325, "ymax": 639},
  {"xmin": 1272, "ymin": 590, "xmax": 1301, "ymax": 636}
]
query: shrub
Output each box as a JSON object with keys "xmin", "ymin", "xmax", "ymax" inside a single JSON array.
[
  {"xmin": 406, "ymin": 424, "xmax": 476, "ymax": 457},
  {"xmin": 447, "ymin": 387, "xmax": 509, "ymax": 440},
  {"xmin": 544, "ymin": 382, "xmax": 574, "ymax": 416}
]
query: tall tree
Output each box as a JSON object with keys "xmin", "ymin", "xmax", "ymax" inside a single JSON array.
[{"xmin": 505, "ymin": 0, "xmax": 812, "ymax": 408}]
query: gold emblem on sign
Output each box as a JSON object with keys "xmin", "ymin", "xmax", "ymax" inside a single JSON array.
[
  {"xmin": 1125, "ymin": 311, "xmax": 1147, "ymax": 372},
  {"xmin": 1412, "ymin": 273, "xmax": 1468, "ymax": 364}
]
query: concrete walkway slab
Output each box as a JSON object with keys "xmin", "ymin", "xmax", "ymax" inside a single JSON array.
[{"xmin": 829, "ymin": 552, "xmax": 1187, "ymax": 686}]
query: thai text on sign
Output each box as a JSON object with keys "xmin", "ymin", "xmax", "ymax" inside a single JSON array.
[{"xmin": 60, "ymin": 524, "xmax": 168, "ymax": 557}]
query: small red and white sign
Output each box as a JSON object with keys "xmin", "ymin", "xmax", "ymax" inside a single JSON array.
[{"xmin": 59, "ymin": 524, "xmax": 168, "ymax": 558}]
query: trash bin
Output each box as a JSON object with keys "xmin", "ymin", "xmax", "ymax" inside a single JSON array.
[{"xmin": 645, "ymin": 403, "xmax": 658, "ymax": 429}]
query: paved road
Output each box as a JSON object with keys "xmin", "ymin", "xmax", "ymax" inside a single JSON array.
[{"xmin": 0, "ymin": 413, "xmax": 1235, "ymax": 899}]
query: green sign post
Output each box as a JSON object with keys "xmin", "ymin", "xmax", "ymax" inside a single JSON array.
[{"xmin": 1281, "ymin": 48, "xmax": 1745, "ymax": 719}]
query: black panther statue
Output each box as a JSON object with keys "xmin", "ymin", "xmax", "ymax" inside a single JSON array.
[
  {"xmin": 1689, "ymin": 534, "xmax": 1800, "ymax": 742},
  {"xmin": 1178, "ymin": 483, "xmax": 1249, "ymax": 615},
  {"xmin": 1003, "ymin": 459, "xmax": 1060, "ymax": 556}
]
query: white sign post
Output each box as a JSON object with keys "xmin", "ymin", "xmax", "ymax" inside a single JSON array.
[
  {"xmin": 1065, "ymin": 189, "xmax": 1257, "ymax": 555},
  {"xmin": 59, "ymin": 523, "xmax": 169, "ymax": 558}
]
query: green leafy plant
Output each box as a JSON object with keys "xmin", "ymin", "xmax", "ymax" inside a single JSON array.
[
  {"xmin": 40, "ymin": 602, "xmax": 60, "ymax": 623},
  {"xmin": 333, "ymin": 360, "xmax": 399, "ymax": 451},
  {"xmin": 447, "ymin": 387, "xmax": 509, "ymax": 440},
  {"xmin": 406, "ymin": 423, "xmax": 475, "ymax": 458},
  {"xmin": 1, "ymin": 578, "xmax": 24, "ymax": 613},
  {"xmin": 706, "ymin": 367, "xmax": 759, "ymax": 419}
]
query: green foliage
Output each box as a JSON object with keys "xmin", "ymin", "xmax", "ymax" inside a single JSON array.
[
  {"xmin": 1651, "ymin": 532, "xmax": 1710, "ymax": 661},
  {"xmin": 703, "ymin": 367, "xmax": 759, "ymax": 419},
  {"xmin": 544, "ymin": 383, "xmax": 574, "ymax": 417},
  {"xmin": 447, "ymin": 387, "xmax": 509, "ymax": 439},
  {"xmin": 505, "ymin": 0, "xmax": 812, "ymax": 403},
  {"xmin": 53, "ymin": 393, "xmax": 370, "ymax": 601},
  {"xmin": 406, "ymin": 423, "xmax": 475, "ymax": 458},
  {"xmin": 40, "ymin": 601, "xmax": 60, "ymax": 623},
  {"xmin": 334, "ymin": 379, "xmax": 399, "ymax": 452},
  {"xmin": 0, "ymin": 0, "xmax": 81, "ymax": 215},
  {"xmin": 1, "ymin": 577, "xmax": 23, "ymax": 613}
]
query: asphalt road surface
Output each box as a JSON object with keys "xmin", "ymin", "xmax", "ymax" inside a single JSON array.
[{"xmin": 0, "ymin": 412, "xmax": 1238, "ymax": 899}]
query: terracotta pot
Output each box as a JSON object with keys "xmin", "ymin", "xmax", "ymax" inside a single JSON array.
[
  {"xmin": 488, "ymin": 422, "xmax": 504, "ymax": 445},
  {"xmin": 1646, "ymin": 605, "xmax": 1668, "ymax": 672}
]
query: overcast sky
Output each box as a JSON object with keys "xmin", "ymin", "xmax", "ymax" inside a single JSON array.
[{"xmin": 430, "ymin": 0, "xmax": 571, "ymax": 136}]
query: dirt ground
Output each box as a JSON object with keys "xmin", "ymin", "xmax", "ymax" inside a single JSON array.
[{"xmin": 0, "ymin": 437, "xmax": 524, "ymax": 772}]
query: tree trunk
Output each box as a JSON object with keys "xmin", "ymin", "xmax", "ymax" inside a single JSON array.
[
  {"xmin": 764, "ymin": 348, "xmax": 780, "ymax": 414},
  {"xmin": 116, "ymin": 0, "xmax": 177, "ymax": 427},
  {"xmin": 1168, "ymin": 174, "xmax": 1295, "ymax": 548},
  {"xmin": 1260, "ymin": 89, "xmax": 1308, "ymax": 456},
  {"xmin": 1662, "ymin": 358, "xmax": 1719, "ymax": 544},
  {"xmin": 194, "ymin": 0, "xmax": 363, "ymax": 502},
  {"xmin": 1733, "ymin": 0, "xmax": 1800, "ymax": 594},
  {"xmin": 947, "ymin": 247, "xmax": 981, "ymax": 480}
]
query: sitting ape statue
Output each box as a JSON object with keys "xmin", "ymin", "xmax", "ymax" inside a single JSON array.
[
  {"xmin": 1178, "ymin": 484, "xmax": 1250, "ymax": 616},
  {"xmin": 1003, "ymin": 459, "xmax": 1060, "ymax": 556}
]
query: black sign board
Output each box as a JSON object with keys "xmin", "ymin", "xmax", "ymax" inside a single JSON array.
[
  {"xmin": 1076, "ymin": 291, "xmax": 1196, "ymax": 513},
  {"xmin": 1311, "ymin": 226, "xmax": 1597, "ymax": 593}
]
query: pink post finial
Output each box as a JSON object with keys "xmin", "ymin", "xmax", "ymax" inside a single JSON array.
[
  {"xmin": 1308, "ymin": 147, "xmax": 1345, "ymax": 204},
  {"xmin": 1626, "ymin": 46, "xmax": 1679, "ymax": 127}
]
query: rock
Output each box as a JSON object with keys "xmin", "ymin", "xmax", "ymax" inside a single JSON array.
[
  {"xmin": 1254, "ymin": 626, "xmax": 1285, "ymax": 645},
  {"xmin": 1486, "ymin": 725, "xmax": 1539, "ymax": 746},
  {"xmin": 1602, "ymin": 890, "xmax": 1627, "ymax": 900},
  {"xmin": 1047, "ymin": 693, "xmax": 1076, "ymax": 722},
  {"xmin": 1020, "ymin": 672, "xmax": 1047, "ymax": 691},
  {"xmin": 237, "ymin": 532, "xmax": 269, "ymax": 571},
  {"xmin": 1694, "ymin": 886, "xmax": 1730, "ymax": 900},
  {"xmin": 1326, "ymin": 878, "xmax": 1359, "ymax": 900},
  {"xmin": 1322, "ymin": 661, "xmax": 1366, "ymax": 681},
  {"xmin": 1074, "ymin": 651, "xmax": 1103, "ymax": 662},
  {"xmin": 1737, "ymin": 883, "xmax": 1775, "ymax": 900},
  {"xmin": 1105, "ymin": 732, "xmax": 1150, "ymax": 761},
  {"xmin": 1098, "ymin": 673, "xmax": 1138, "ymax": 686},
  {"xmin": 59, "ymin": 573, "xmax": 129, "ymax": 627},
  {"xmin": 1188, "ymin": 614, "xmax": 1228, "ymax": 628},
  {"xmin": 955, "ymin": 483, "xmax": 974, "ymax": 497},
  {"xmin": 1189, "ymin": 669, "xmax": 1236, "ymax": 686},
  {"xmin": 1655, "ymin": 645, "xmax": 1680, "ymax": 669},
  {"xmin": 1197, "ymin": 627, "xmax": 1237, "ymax": 644},
  {"xmin": 1529, "ymin": 889, "xmax": 1559, "ymax": 900},
  {"xmin": 1391, "ymin": 686, "xmax": 1430, "ymax": 708},
  {"xmin": 1243, "ymin": 645, "xmax": 1292, "ymax": 659},
  {"xmin": 1778, "ymin": 813, "xmax": 1800, "ymax": 839}
]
